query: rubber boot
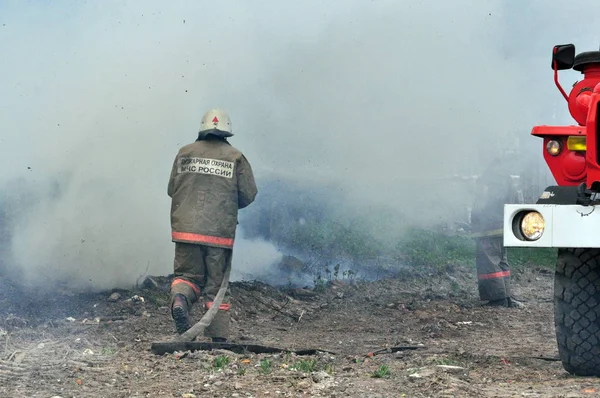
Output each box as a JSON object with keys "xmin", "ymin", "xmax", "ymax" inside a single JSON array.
[
  {"xmin": 483, "ymin": 298, "xmax": 508, "ymax": 307},
  {"xmin": 508, "ymin": 297, "xmax": 525, "ymax": 308},
  {"xmin": 171, "ymin": 293, "xmax": 191, "ymax": 334}
]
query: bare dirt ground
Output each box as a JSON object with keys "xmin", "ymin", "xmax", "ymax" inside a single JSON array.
[{"xmin": 1, "ymin": 263, "xmax": 600, "ymax": 398}]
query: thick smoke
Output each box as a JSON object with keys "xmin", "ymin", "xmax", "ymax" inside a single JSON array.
[{"xmin": 1, "ymin": 1, "xmax": 599, "ymax": 291}]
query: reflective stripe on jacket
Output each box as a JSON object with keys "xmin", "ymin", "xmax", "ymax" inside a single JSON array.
[{"xmin": 168, "ymin": 136, "xmax": 257, "ymax": 249}]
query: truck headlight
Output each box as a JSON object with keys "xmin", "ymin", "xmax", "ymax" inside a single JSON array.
[
  {"xmin": 546, "ymin": 140, "xmax": 562, "ymax": 156},
  {"xmin": 520, "ymin": 211, "xmax": 545, "ymax": 240}
]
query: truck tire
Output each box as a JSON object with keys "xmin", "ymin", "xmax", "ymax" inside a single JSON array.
[{"xmin": 554, "ymin": 248, "xmax": 600, "ymax": 376}]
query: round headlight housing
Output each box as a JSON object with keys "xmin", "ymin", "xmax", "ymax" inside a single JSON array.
[
  {"xmin": 546, "ymin": 140, "xmax": 562, "ymax": 156},
  {"xmin": 520, "ymin": 211, "xmax": 545, "ymax": 241}
]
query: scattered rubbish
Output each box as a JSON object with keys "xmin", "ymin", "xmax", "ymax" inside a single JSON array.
[
  {"xmin": 175, "ymin": 351, "xmax": 189, "ymax": 360},
  {"xmin": 127, "ymin": 295, "xmax": 145, "ymax": 303},
  {"xmin": 408, "ymin": 367, "xmax": 436, "ymax": 379},
  {"xmin": 108, "ymin": 292, "xmax": 121, "ymax": 302},
  {"xmin": 66, "ymin": 317, "xmax": 76, "ymax": 322},
  {"xmin": 83, "ymin": 349, "xmax": 94, "ymax": 356}
]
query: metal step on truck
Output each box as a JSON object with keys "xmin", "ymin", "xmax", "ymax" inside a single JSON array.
[{"xmin": 504, "ymin": 43, "xmax": 600, "ymax": 376}]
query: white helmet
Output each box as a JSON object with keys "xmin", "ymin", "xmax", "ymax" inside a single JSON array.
[{"xmin": 199, "ymin": 108, "xmax": 233, "ymax": 137}]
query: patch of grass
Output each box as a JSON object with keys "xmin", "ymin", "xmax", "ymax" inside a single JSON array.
[
  {"xmin": 241, "ymin": 177, "xmax": 558, "ymax": 282},
  {"xmin": 507, "ymin": 247, "xmax": 557, "ymax": 269},
  {"xmin": 372, "ymin": 364, "xmax": 391, "ymax": 378},
  {"xmin": 398, "ymin": 228, "xmax": 557, "ymax": 273},
  {"xmin": 312, "ymin": 277, "xmax": 327, "ymax": 293},
  {"xmin": 259, "ymin": 358, "xmax": 272, "ymax": 374},
  {"xmin": 396, "ymin": 227, "xmax": 476, "ymax": 271},
  {"xmin": 100, "ymin": 347, "xmax": 117, "ymax": 356},
  {"xmin": 291, "ymin": 358, "xmax": 317, "ymax": 373},
  {"xmin": 450, "ymin": 280, "xmax": 461, "ymax": 292},
  {"xmin": 212, "ymin": 355, "xmax": 230, "ymax": 371},
  {"xmin": 246, "ymin": 179, "xmax": 557, "ymax": 279}
]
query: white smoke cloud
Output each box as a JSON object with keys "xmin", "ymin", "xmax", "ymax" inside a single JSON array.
[
  {"xmin": 1, "ymin": 0, "xmax": 599, "ymax": 291},
  {"xmin": 229, "ymin": 232, "xmax": 284, "ymax": 283}
]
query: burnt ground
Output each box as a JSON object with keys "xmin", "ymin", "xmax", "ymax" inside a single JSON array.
[{"xmin": 1, "ymin": 264, "xmax": 600, "ymax": 398}]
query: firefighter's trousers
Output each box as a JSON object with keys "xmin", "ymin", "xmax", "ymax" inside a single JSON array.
[
  {"xmin": 475, "ymin": 236, "xmax": 511, "ymax": 301},
  {"xmin": 169, "ymin": 242, "xmax": 233, "ymax": 339}
]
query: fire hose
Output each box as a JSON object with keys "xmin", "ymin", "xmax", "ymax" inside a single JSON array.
[{"xmin": 175, "ymin": 264, "xmax": 231, "ymax": 342}]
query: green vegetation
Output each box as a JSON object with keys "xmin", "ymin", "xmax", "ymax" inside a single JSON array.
[
  {"xmin": 372, "ymin": 364, "xmax": 391, "ymax": 378},
  {"xmin": 291, "ymin": 358, "xmax": 317, "ymax": 373},
  {"xmin": 299, "ymin": 223, "xmax": 557, "ymax": 288},
  {"xmin": 212, "ymin": 355, "xmax": 230, "ymax": 371},
  {"xmin": 507, "ymin": 247, "xmax": 557, "ymax": 269},
  {"xmin": 259, "ymin": 358, "xmax": 272, "ymax": 374},
  {"xmin": 396, "ymin": 228, "xmax": 556, "ymax": 271},
  {"xmin": 395, "ymin": 227, "xmax": 476, "ymax": 270},
  {"xmin": 242, "ymin": 179, "xmax": 557, "ymax": 285},
  {"xmin": 100, "ymin": 346, "xmax": 117, "ymax": 356}
]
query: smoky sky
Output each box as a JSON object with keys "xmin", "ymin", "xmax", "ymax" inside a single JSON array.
[{"xmin": 1, "ymin": 0, "xmax": 599, "ymax": 291}]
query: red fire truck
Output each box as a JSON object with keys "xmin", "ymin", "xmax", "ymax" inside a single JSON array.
[{"xmin": 504, "ymin": 44, "xmax": 600, "ymax": 376}]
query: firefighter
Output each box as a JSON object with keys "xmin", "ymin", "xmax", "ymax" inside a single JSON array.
[
  {"xmin": 167, "ymin": 108, "xmax": 258, "ymax": 341},
  {"xmin": 470, "ymin": 152, "xmax": 525, "ymax": 308}
]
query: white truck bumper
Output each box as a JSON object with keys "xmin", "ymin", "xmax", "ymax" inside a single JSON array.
[{"xmin": 504, "ymin": 203, "xmax": 600, "ymax": 248}]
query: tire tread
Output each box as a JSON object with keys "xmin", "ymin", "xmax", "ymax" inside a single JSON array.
[{"xmin": 555, "ymin": 248, "xmax": 600, "ymax": 376}]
